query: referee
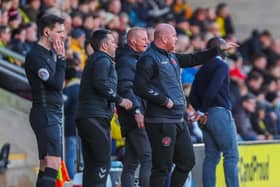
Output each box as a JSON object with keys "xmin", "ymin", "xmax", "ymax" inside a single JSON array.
[{"xmin": 25, "ymin": 14, "xmax": 66, "ymax": 187}]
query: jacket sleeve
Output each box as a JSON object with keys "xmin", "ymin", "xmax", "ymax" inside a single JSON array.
[
  {"xmin": 134, "ymin": 55, "xmax": 168, "ymax": 106},
  {"xmin": 117, "ymin": 58, "xmax": 141, "ymax": 112},
  {"xmin": 28, "ymin": 53, "xmax": 66, "ymax": 91},
  {"xmin": 92, "ymin": 57, "xmax": 122, "ymax": 103},
  {"xmin": 175, "ymin": 47, "xmax": 219, "ymax": 68}
]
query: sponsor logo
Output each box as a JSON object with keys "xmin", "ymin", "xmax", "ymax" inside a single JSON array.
[
  {"xmin": 170, "ymin": 58, "xmax": 177, "ymax": 65},
  {"xmin": 108, "ymin": 88, "xmax": 114, "ymax": 94},
  {"xmin": 162, "ymin": 136, "xmax": 171, "ymax": 147},
  {"xmin": 38, "ymin": 68, "xmax": 49, "ymax": 81},
  {"xmin": 98, "ymin": 167, "xmax": 107, "ymax": 179}
]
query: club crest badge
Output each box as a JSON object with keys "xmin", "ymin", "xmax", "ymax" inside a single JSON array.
[
  {"xmin": 162, "ymin": 136, "xmax": 171, "ymax": 147},
  {"xmin": 38, "ymin": 68, "xmax": 49, "ymax": 81}
]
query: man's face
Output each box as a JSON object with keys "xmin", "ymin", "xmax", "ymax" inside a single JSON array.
[
  {"xmin": 134, "ymin": 30, "xmax": 149, "ymax": 52},
  {"xmin": 165, "ymin": 27, "xmax": 177, "ymax": 52},
  {"xmin": 47, "ymin": 23, "xmax": 65, "ymax": 44},
  {"xmin": 105, "ymin": 34, "xmax": 117, "ymax": 57},
  {"xmin": 26, "ymin": 24, "xmax": 37, "ymax": 42},
  {"xmin": 17, "ymin": 30, "xmax": 26, "ymax": 42},
  {"xmin": 243, "ymin": 98, "xmax": 256, "ymax": 113}
]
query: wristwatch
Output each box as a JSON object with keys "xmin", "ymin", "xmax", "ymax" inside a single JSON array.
[
  {"xmin": 135, "ymin": 108, "xmax": 141, "ymax": 114},
  {"xmin": 57, "ymin": 54, "xmax": 66, "ymax": 61}
]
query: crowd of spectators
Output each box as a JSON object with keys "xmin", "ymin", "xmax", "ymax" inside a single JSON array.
[{"xmin": 0, "ymin": 0, "xmax": 280, "ymax": 145}]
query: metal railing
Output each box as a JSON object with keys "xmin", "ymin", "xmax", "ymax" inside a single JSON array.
[
  {"xmin": 0, "ymin": 47, "xmax": 25, "ymax": 63},
  {"xmin": 0, "ymin": 48, "xmax": 29, "ymax": 94},
  {"xmin": 0, "ymin": 59, "xmax": 26, "ymax": 77}
]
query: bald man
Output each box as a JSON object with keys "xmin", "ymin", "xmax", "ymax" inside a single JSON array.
[
  {"xmin": 134, "ymin": 23, "xmax": 238, "ymax": 187},
  {"xmin": 116, "ymin": 27, "xmax": 151, "ymax": 187}
]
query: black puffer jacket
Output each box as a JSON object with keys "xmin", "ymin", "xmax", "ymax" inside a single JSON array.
[
  {"xmin": 134, "ymin": 43, "xmax": 219, "ymax": 123},
  {"xmin": 77, "ymin": 51, "xmax": 121, "ymax": 120},
  {"xmin": 116, "ymin": 45, "xmax": 145, "ymax": 135}
]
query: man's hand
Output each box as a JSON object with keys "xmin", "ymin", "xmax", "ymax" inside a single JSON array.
[
  {"xmin": 220, "ymin": 42, "xmax": 239, "ymax": 52},
  {"xmin": 135, "ymin": 113, "xmax": 144, "ymax": 128},
  {"xmin": 166, "ymin": 98, "xmax": 174, "ymax": 109},
  {"xmin": 119, "ymin": 98, "xmax": 133, "ymax": 110},
  {"xmin": 198, "ymin": 113, "xmax": 208, "ymax": 125},
  {"xmin": 53, "ymin": 39, "xmax": 65, "ymax": 57},
  {"xmin": 188, "ymin": 111, "xmax": 208, "ymax": 125},
  {"xmin": 188, "ymin": 112, "xmax": 200, "ymax": 122}
]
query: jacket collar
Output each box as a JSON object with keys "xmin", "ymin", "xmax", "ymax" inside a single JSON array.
[
  {"xmin": 126, "ymin": 45, "xmax": 141, "ymax": 57},
  {"xmin": 95, "ymin": 50, "xmax": 114, "ymax": 61},
  {"xmin": 151, "ymin": 42, "xmax": 169, "ymax": 56}
]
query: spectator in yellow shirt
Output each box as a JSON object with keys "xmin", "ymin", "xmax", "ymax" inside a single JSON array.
[{"xmin": 70, "ymin": 28, "xmax": 87, "ymax": 70}]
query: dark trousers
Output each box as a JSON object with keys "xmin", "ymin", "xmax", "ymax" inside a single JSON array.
[
  {"xmin": 76, "ymin": 117, "xmax": 111, "ymax": 187},
  {"xmin": 121, "ymin": 128, "xmax": 152, "ymax": 187},
  {"xmin": 146, "ymin": 122, "xmax": 195, "ymax": 187}
]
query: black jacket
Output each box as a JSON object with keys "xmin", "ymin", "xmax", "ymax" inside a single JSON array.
[
  {"xmin": 77, "ymin": 51, "xmax": 121, "ymax": 120},
  {"xmin": 116, "ymin": 45, "xmax": 145, "ymax": 134},
  {"xmin": 25, "ymin": 43, "xmax": 66, "ymax": 108},
  {"xmin": 134, "ymin": 43, "xmax": 219, "ymax": 123}
]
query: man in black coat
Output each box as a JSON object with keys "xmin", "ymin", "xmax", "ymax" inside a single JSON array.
[
  {"xmin": 76, "ymin": 29, "xmax": 132, "ymax": 187},
  {"xmin": 116, "ymin": 27, "xmax": 151, "ymax": 187},
  {"xmin": 134, "ymin": 23, "xmax": 238, "ymax": 187}
]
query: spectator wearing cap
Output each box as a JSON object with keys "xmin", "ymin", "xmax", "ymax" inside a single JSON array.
[
  {"xmin": 233, "ymin": 94, "xmax": 266, "ymax": 141},
  {"xmin": 229, "ymin": 55, "xmax": 247, "ymax": 109},
  {"xmin": 8, "ymin": 8, "xmax": 22, "ymax": 29},
  {"xmin": 265, "ymin": 92, "xmax": 280, "ymax": 136},
  {"xmin": 70, "ymin": 28, "xmax": 87, "ymax": 70},
  {"xmin": 230, "ymin": 67, "xmax": 247, "ymax": 109},
  {"xmin": 9, "ymin": 0, "xmax": 30, "ymax": 24}
]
